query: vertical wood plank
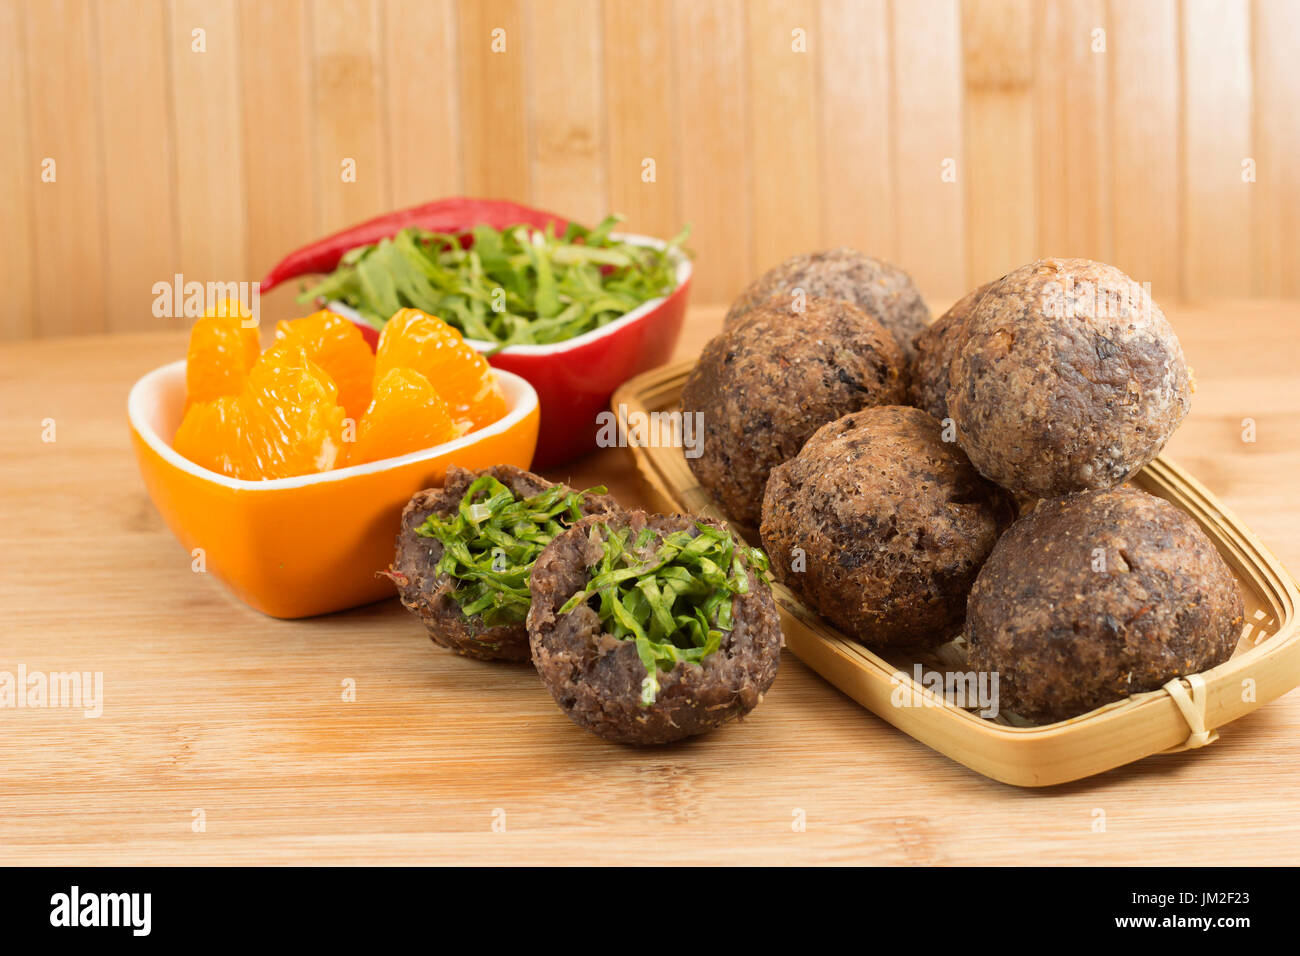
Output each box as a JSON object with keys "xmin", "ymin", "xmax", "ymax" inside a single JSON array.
[
  {"xmin": 1181, "ymin": 0, "xmax": 1252, "ymax": 299},
  {"xmin": 1251, "ymin": 0, "xmax": 1300, "ymax": 298},
  {"xmin": 0, "ymin": 0, "xmax": 37, "ymax": 339},
  {"xmin": 240, "ymin": 0, "xmax": 318, "ymax": 317},
  {"xmin": 817, "ymin": 0, "xmax": 895, "ymax": 258},
  {"xmin": 602, "ymin": 0, "xmax": 681, "ymax": 240},
  {"xmin": 98, "ymin": 0, "xmax": 179, "ymax": 332},
  {"xmin": 673, "ymin": 0, "xmax": 753, "ymax": 305},
  {"xmin": 892, "ymin": 0, "xmax": 966, "ymax": 304},
  {"xmin": 962, "ymin": 0, "xmax": 1037, "ymax": 285},
  {"xmin": 525, "ymin": 0, "xmax": 607, "ymax": 224},
  {"xmin": 9, "ymin": 0, "xmax": 1300, "ymax": 340},
  {"xmin": 310, "ymin": 0, "xmax": 390, "ymax": 232},
  {"xmin": 170, "ymin": 0, "xmax": 249, "ymax": 286},
  {"xmin": 745, "ymin": 0, "xmax": 821, "ymax": 269},
  {"xmin": 1109, "ymin": 0, "xmax": 1181, "ymax": 299},
  {"xmin": 384, "ymin": 0, "xmax": 462, "ymax": 209},
  {"xmin": 24, "ymin": 0, "xmax": 108, "ymax": 336},
  {"xmin": 1036, "ymin": 0, "xmax": 1112, "ymax": 263},
  {"xmin": 458, "ymin": 0, "xmax": 530, "ymax": 200}
]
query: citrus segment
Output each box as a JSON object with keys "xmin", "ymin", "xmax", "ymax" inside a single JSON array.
[
  {"xmin": 173, "ymin": 394, "xmax": 248, "ymax": 478},
  {"xmin": 174, "ymin": 344, "xmax": 346, "ymax": 480},
  {"xmin": 184, "ymin": 300, "xmax": 261, "ymax": 406},
  {"xmin": 374, "ymin": 308, "xmax": 507, "ymax": 432},
  {"xmin": 346, "ymin": 367, "xmax": 465, "ymax": 467},
  {"xmin": 241, "ymin": 344, "xmax": 346, "ymax": 479},
  {"xmin": 274, "ymin": 310, "xmax": 375, "ymax": 420}
]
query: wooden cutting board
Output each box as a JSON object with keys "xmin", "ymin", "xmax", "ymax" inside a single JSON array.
[{"xmin": 1, "ymin": 302, "xmax": 1298, "ymax": 865}]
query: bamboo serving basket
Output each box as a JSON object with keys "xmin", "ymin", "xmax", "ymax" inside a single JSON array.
[{"xmin": 612, "ymin": 360, "xmax": 1300, "ymax": 787}]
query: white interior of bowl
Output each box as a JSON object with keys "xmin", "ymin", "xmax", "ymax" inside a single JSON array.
[
  {"xmin": 127, "ymin": 359, "xmax": 539, "ymax": 491},
  {"xmin": 325, "ymin": 232, "xmax": 693, "ymax": 356}
]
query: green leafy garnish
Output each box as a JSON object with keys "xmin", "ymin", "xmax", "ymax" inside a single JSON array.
[
  {"xmin": 417, "ymin": 475, "xmax": 606, "ymax": 627},
  {"xmin": 299, "ymin": 216, "xmax": 690, "ymax": 347},
  {"xmin": 558, "ymin": 522, "xmax": 771, "ymax": 706}
]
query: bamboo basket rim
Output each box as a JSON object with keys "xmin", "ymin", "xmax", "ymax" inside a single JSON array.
[{"xmin": 611, "ymin": 360, "xmax": 1300, "ymax": 785}]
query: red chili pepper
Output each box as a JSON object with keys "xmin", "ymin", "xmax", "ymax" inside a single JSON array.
[{"xmin": 258, "ymin": 197, "xmax": 569, "ymax": 292}]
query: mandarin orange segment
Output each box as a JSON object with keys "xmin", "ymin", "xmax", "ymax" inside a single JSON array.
[
  {"xmin": 241, "ymin": 344, "xmax": 347, "ymax": 478},
  {"xmin": 274, "ymin": 310, "xmax": 375, "ymax": 421},
  {"xmin": 346, "ymin": 367, "xmax": 465, "ymax": 467},
  {"xmin": 185, "ymin": 301, "xmax": 261, "ymax": 406},
  {"xmin": 173, "ymin": 394, "xmax": 249, "ymax": 478},
  {"xmin": 374, "ymin": 308, "xmax": 507, "ymax": 432},
  {"xmin": 174, "ymin": 344, "xmax": 346, "ymax": 480}
]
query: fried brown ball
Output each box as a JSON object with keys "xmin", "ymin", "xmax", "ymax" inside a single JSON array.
[
  {"xmin": 683, "ymin": 297, "xmax": 906, "ymax": 526},
  {"xmin": 761, "ymin": 405, "xmax": 1014, "ymax": 652},
  {"xmin": 965, "ymin": 485, "xmax": 1243, "ymax": 724},
  {"xmin": 948, "ymin": 258, "xmax": 1192, "ymax": 498},
  {"xmin": 724, "ymin": 248, "xmax": 931, "ymax": 362},
  {"xmin": 388, "ymin": 465, "xmax": 620, "ymax": 662},
  {"xmin": 909, "ymin": 280, "xmax": 996, "ymax": 421},
  {"xmin": 527, "ymin": 511, "xmax": 782, "ymax": 745}
]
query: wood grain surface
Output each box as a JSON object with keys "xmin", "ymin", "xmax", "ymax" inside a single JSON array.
[
  {"xmin": 4, "ymin": 0, "xmax": 1300, "ymax": 340},
  {"xmin": 1, "ymin": 302, "xmax": 1297, "ymax": 865}
]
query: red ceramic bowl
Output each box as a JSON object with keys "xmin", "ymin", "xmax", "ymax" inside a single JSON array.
[{"xmin": 330, "ymin": 234, "xmax": 691, "ymax": 468}]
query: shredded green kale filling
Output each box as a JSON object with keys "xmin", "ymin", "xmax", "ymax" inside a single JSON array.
[
  {"xmin": 416, "ymin": 475, "xmax": 607, "ymax": 627},
  {"xmin": 558, "ymin": 522, "xmax": 771, "ymax": 706},
  {"xmin": 299, "ymin": 216, "xmax": 690, "ymax": 348}
]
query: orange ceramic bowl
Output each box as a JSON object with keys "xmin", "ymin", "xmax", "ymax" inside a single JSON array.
[{"xmin": 128, "ymin": 359, "xmax": 539, "ymax": 618}]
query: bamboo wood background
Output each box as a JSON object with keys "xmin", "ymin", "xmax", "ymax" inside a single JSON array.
[{"xmin": 1, "ymin": 0, "xmax": 1297, "ymax": 341}]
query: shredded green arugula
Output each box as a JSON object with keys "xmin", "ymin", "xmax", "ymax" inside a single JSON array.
[
  {"xmin": 416, "ymin": 475, "xmax": 607, "ymax": 627},
  {"xmin": 558, "ymin": 522, "xmax": 771, "ymax": 706},
  {"xmin": 299, "ymin": 216, "xmax": 689, "ymax": 347}
]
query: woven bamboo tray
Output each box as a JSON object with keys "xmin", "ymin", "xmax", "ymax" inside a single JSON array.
[{"xmin": 612, "ymin": 360, "xmax": 1300, "ymax": 787}]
